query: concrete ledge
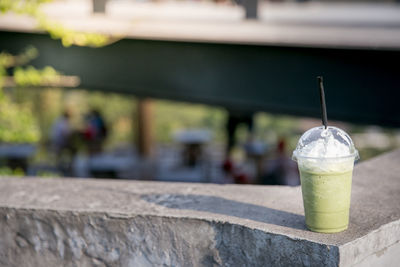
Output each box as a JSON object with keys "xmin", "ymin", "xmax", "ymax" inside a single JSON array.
[{"xmin": 0, "ymin": 149, "xmax": 399, "ymax": 266}]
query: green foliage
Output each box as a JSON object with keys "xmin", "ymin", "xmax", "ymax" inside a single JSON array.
[
  {"xmin": 0, "ymin": 46, "xmax": 37, "ymax": 64},
  {"xmin": 14, "ymin": 65, "xmax": 59, "ymax": 86},
  {"xmin": 35, "ymin": 170, "xmax": 60, "ymax": 178},
  {"xmin": 0, "ymin": 47, "xmax": 51, "ymax": 143},
  {"xmin": 254, "ymin": 113, "xmax": 300, "ymax": 152},
  {"xmin": 0, "ymin": 166, "xmax": 24, "ymax": 177},
  {"xmin": 154, "ymin": 100, "xmax": 227, "ymax": 143},
  {"xmin": 0, "ymin": 46, "xmax": 39, "ymax": 87},
  {"xmin": 0, "ymin": 0, "xmax": 112, "ymax": 47},
  {"xmin": 0, "ymin": 0, "xmax": 51, "ymax": 15},
  {"xmin": 0, "ymin": 92, "xmax": 41, "ymax": 143},
  {"xmin": 37, "ymin": 17, "xmax": 110, "ymax": 47},
  {"xmin": 0, "ymin": 0, "xmax": 120, "ymax": 146}
]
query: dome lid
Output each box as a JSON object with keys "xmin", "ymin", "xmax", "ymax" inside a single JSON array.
[{"xmin": 292, "ymin": 126, "xmax": 359, "ymax": 161}]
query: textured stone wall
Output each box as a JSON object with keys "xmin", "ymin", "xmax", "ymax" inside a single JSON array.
[{"xmin": 0, "ymin": 208, "xmax": 338, "ymax": 267}]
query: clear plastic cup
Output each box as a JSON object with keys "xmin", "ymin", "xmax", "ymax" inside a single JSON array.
[{"xmin": 292, "ymin": 126, "xmax": 359, "ymax": 233}]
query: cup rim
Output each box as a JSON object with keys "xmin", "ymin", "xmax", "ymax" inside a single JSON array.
[{"xmin": 292, "ymin": 150, "xmax": 359, "ymax": 161}]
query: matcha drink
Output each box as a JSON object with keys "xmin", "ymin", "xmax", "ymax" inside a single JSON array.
[{"xmin": 293, "ymin": 126, "xmax": 358, "ymax": 233}]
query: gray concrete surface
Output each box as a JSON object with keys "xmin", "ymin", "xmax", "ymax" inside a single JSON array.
[{"xmin": 0, "ymin": 149, "xmax": 399, "ymax": 266}]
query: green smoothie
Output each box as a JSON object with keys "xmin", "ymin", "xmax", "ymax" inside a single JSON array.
[
  {"xmin": 293, "ymin": 126, "xmax": 358, "ymax": 233},
  {"xmin": 299, "ymin": 167, "xmax": 353, "ymax": 233}
]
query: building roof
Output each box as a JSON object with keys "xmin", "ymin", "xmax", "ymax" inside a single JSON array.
[{"xmin": 1, "ymin": 1, "xmax": 400, "ymax": 50}]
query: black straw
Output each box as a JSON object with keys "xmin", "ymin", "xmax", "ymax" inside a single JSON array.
[{"xmin": 317, "ymin": 76, "xmax": 328, "ymax": 129}]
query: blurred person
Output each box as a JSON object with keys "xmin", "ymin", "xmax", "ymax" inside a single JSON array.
[
  {"xmin": 261, "ymin": 137, "xmax": 300, "ymax": 186},
  {"xmin": 244, "ymin": 139, "xmax": 268, "ymax": 183},
  {"xmin": 222, "ymin": 109, "xmax": 254, "ymax": 183},
  {"xmin": 83, "ymin": 109, "xmax": 108, "ymax": 155},
  {"xmin": 222, "ymin": 159, "xmax": 250, "ymax": 184},
  {"xmin": 50, "ymin": 110, "xmax": 75, "ymax": 174},
  {"xmin": 225, "ymin": 110, "xmax": 254, "ymax": 157},
  {"xmin": 51, "ymin": 110, "xmax": 72, "ymax": 153}
]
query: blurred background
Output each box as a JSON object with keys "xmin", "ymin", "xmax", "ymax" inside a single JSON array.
[{"xmin": 0, "ymin": 0, "xmax": 399, "ymax": 185}]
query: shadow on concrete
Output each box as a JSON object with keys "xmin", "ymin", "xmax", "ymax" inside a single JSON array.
[{"xmin": 141, "ymin": 194, "xmax": 306, "ymax": 230}]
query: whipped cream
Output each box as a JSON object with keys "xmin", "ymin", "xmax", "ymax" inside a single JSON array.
[
  {"xmin": 293, "ymin": 126, "xmax": 358, "ymax": 173},
  {"xmin": 299, "ymin": 132, "xmax": 351, "ymax": 158}
]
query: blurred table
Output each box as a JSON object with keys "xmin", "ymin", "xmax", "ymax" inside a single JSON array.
[{"xmin": 0, "ymin": 144, "xmax": 36, "ymax": 172}]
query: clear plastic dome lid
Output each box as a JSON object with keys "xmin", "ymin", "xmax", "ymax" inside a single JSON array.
[{"xmin": 292, "ymin": 126, "xmax": 359, "ymax": 161}]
